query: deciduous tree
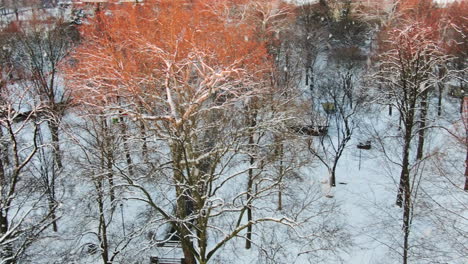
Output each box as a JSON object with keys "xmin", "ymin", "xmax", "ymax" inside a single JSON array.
[
  {"xmin": 0, "ymin": 82, "xmax": 56, "ymax": 264},
  {"xmin": 66, "ymin": 1, "xmax": 314, "ymax": 263},
  {"xmin": 373, "ymin": 22, "xmax": 450, "ymax": 264}
]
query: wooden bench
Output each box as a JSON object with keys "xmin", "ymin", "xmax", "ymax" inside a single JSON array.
[
  {"xmin": 155, "ymin": 240, "xmax": 181, "ymax": 248},
  {"xmin": 150, "ymin": 257, "xmax": 185, "ymax": 264}
]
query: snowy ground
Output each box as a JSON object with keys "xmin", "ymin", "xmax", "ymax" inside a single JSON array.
[
  {"xmin": 114, "ymin": 99, "xmax": 468, "ymax": 264},
  {"xmin": 332, "ymin": 101, "xmax": 467, "ymax": 264}
]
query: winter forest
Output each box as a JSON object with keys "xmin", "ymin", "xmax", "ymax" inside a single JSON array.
[{"xmin": 0, "ymin": 0, "xmax": 466, "ymax": 263}]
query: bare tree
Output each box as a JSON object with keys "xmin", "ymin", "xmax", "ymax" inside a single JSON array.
[
  {"xmin": 0, "ymin": 83, "xmax": 56, "ymax": 264},
  {"xmin": 307, "ymin": 47, "xmax": 367, "ymax": 188},
  {"xmin": 4, "ymin": 18, "xmax": 78, "ymax": 232},
  {"xmin": 372, "ymin": 22, "xmax": 451, "ymax": 264},
  {"xmin": 66, "ymin": 107, "xmax": 141, "ymax": 264}
]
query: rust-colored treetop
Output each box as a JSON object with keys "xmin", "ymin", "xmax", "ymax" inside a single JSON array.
[
  {"xmin": 374, "ymin": 0, "xmax": 466, "ymax": 63},
  {"xmin": 66, "ymin": 0, "xmax": 274, "ymax": 117}
]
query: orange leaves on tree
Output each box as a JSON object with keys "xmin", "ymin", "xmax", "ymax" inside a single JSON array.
[
  {"xmin": 440, "ymin": 1, "xmax": 467, "ymax": 60},
  {"xmin": 66, "ymin": 0, "xmax": 273, "ymax": 113},
  {"xmin": 376, "ymin": 0, "xmax": 467, "ymax": 61}
]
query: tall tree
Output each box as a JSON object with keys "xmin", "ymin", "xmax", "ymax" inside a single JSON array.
[
  {"xmin": 66, "ymin": 1, "xmax": 308, "ymax": 263},
  {"xmin": 373, "ymin": 22, "xmax": 450, "ymax": 264}
]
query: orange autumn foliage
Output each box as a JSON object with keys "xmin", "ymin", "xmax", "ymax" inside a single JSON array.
[
  {"xmin": 376, "ymin": 0, "xmax": 467, "ymax": 59},
  {"xmin": 441, "ymin": 1, "xmax": 468, "ymax": 60},
  {"xmin": 66, "ymin": 0, "xmax": 273, "ymax": 112}
]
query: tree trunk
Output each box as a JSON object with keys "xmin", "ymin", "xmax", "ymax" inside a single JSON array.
[
  {"xmin": 0, "ymin": 135, "xmax": 7, "ymax": 234},
  {"xmin": 106, "ymin": 153, "xmax": 115, "ymax": 209},
  {"xmin": 0, "ymin": 129, "xmax": 13, "ymax": 264},
  {"xmin": 396, "ymin": 87, "xmax": 416, "ymax": 207},
  {"xmin": 181, "ymin": 240, "xmax": 196, "ymax": 264},
  {"xmin": 277, "ymin": 143, "xmax": 284, "ymax": 211},
  {"xmin": 398, "ymin": 114, "xmax": 402, "ymax": 130},
  {"xmin": 464, "ymin": 146, "xmax": 468, "ymax": 191},
  {"xmin": 48, "ymin": 122, "xmax": 60, "ymax": 232},
  {"xmin": 102, "ymin": 119, "xmax": 115, "ymax": 208},
  {"xmin": 330, "ymin": 158, "xmax": 340, "ymax": 187},
  {"xmin": 437, "ymin": 67, "xmax": 446, "ymax": 116},
  {"xmin": 416, "ymin": 91, "xmax": 428, "ymax": 160},
  {"xmin": 173, "ymin": 146, "xmax": 196, "ymax": 264},
  {"xmin": 246, "ymin": 110, "xmax": 257, "ymax": 249},
  {"xmin": 139, "ymin": 119, "xmax": 148, "ymax": 163},
  {"xmin": 47, "ymin": 192, "xmax": 58, "ymax": 232},
  {"xmin": 197, "ymin": 211, "xmax": 209, "ymax": 264},
  {"xmin": 0, "ymin": 209, "xmax": 7, "ymax": 235},
  {"xmin": 96, "ymin": 180, "xmax": 110, "ymax": 264},
  {"xmin": 330, "ymin": 169, "xmax": 336, "ymax": 187},
  {"xmin": 0, "ymin": 160, "xmax": 14, "ymax": 264},
  {"xmin": 460, "ymin": 97, "xmax": 464, "ymax": 114},
  {"xmin": 49, "ymin": 122, "xmax": 62, "ymax": 169},
  {"xmin": 437, "ymin": 83, "xmax": 443, "ymax": 116},
  {"xmin": 402, "ymin": 169, "xmax": 411, "ymax": 264},
  {"xmin": 396, "ymin": 149, "xmax": 410, "ymax": 207},
  {"xmin": 396, "ymin": 116, "xmax": 414, "ymax": 207},
  {"xmin": 119, "ymin": 114, "xmax": 134, "ymax": 177},
  {"xmin": 176, "ymin": 198, "xmax": 196, "ymax": 264},
  {"xmin": 277, "ymin": 184, "xmax": 282, "ymax": 211},
  {"xmin": 246, "ymin": 153, "xmax": 254, "ymax": 249}
]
